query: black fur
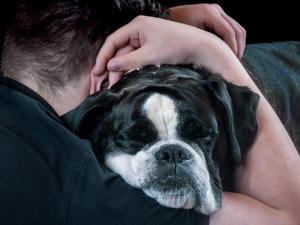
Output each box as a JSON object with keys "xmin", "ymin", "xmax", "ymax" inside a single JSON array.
[{"xmin": 63, "ymin": 65, "xmax": 259, "ymax": 189}]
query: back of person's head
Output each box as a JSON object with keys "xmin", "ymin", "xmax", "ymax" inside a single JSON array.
[{"xmin": 1, "ymin": 0, "xmax": 169, "ymax": 93}]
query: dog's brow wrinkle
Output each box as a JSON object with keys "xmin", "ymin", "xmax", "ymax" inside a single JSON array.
[{"xmin": 158, "ymin": 97, "xmax": 169, "ymax": 137}]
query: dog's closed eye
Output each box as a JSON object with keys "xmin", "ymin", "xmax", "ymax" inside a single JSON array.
[{"xmin": 127, "ymin": 123, "xmax": 157, "ymax": 143}]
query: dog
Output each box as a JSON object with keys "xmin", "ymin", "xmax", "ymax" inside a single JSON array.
[{"xmin": 63, "ymin": 65, "xmax": 259, "ymax": 215}]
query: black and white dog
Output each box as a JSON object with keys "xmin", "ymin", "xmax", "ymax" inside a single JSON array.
[
  {"xmin": 63, "ymin": 65, "xmax": 259, "ymax": 215},
  {"xmin": 62, "ymin": 0, "xmax": 300, "ymax": 216}
]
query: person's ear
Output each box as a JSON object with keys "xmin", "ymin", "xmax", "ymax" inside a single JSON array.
[
  {"xmin": 203, "ymin": 80, "xmax": 259, "ymax": 167},
  {"xmin": 62, "ymin": 91, "xmax": 119, "ymax": 138}
]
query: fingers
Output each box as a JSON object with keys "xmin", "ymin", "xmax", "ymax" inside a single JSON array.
[
  {"xmin": 108, "ymin": 45, "xmax": 155, "ymax": 72},
  {"xmin": 221, "ymin": 14, "xmax": 246, "ymax": 59},
  {"xmin": 90, "ymin": 70, "xmax": 108, "ymax": 95},
  {"xmin": 212, "ymin": 4, "xmax": 246, "ymax": 58},
  {"xmin": 92, "ymin": 19, "xmax": 141, "ymax": 76},
  {"xmin": 107, "ymin": 45, "xmax": 135, "ymax": 89},
  {"xmin": 91, "ymin": 43, "xmax": 135, "ymax": 94},
  {"xmin": 204, "ymin": 7, "xmax": 238, "ymax": 56}
]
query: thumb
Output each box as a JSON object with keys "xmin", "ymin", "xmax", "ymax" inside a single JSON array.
[{"xmin": 107, "ymin": 46, "xmax": 155, "ymax": 72}]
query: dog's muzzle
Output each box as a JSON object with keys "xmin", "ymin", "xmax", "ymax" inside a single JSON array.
[{"xmin": 105, "ymin": 139, "xmax": 219, "ymax": 214}]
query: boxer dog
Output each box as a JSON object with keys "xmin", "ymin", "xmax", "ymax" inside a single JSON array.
[{"xmin": 63, "ymin": 65, "xmax": 259, "ymax": 215}]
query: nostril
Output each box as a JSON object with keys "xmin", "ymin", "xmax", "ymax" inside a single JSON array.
[
  {"xmin": 178, "ymin": 149, "xmax": 191, "ymax": 161},
  {"xmin": 155, "ymin": 150, "xmax": 171, "ymax": 161},
  {"xmin": 155, "ymin": 145, "xmax": 192, "ymax": 163}
]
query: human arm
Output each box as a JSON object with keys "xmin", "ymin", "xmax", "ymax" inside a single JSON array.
[
  {"xmin": 91, "ymin": 16, "xmax": 300, "ymax": 224},
  {"xmin": 192, "ymin": 34, "xmax": 300, "ymax": 224},
  {"xmin": 169, "ymin": 3, "xmax": 246, "ymax": 59},
  {"xmin": 208, "ymin": 45, "xmax": 300, "ymax": 224}
]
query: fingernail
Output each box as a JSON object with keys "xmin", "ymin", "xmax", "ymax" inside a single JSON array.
[{"xmin": 108, "ymin": 60, "xmax": 121, "ymax": 71}]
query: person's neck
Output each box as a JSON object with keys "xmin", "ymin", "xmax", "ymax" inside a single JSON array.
[{"xmin": 21, "ymin": 77, "xmax": 91, "ymax": 116}]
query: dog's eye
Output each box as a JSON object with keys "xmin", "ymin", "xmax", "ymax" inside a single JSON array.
[
  {"xmin": 180, "ymin": 119, "xmax": 215, "ymax": 141},
  {"xmin": 127, "ymin": 124, "xmax": 155, "ymax": 143},
  {"xmin": 184, "ymin": 121, "xmax": 204, "ymax": 139}
]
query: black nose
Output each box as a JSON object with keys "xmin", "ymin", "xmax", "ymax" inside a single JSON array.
[{"xmin": 155, "ymin": 145, "xmax": 191, "ymax": 164}]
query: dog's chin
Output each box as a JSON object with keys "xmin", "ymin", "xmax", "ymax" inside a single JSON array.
[
  {"xmin": 143, "ymin": 183, "xmax": 196, "ymax": 209},
  {"xmin": 105, "ymin": 148, "xmax": 220, "ymax": 215},
  {"xmin": 142, "ymin": 174, "xmax": 220, "ymax": 215}
]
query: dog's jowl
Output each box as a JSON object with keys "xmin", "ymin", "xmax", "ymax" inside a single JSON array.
[{"xmin": 63, "ymin": 65, "xmax": 259, "ymax": 215}]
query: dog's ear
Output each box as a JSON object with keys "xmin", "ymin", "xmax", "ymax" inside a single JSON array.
[
  {"xmin": 62, "ymin": 91, "xmax": 119, "ymax": 138},
  {"xmin": 203, "ymin": 80, "xmax": 259, "ymax": 166}
]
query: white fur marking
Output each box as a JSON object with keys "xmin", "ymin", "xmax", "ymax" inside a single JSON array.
[{"xmin": 143, "ymin": 94, "xmax": 177, "ymax": 139}]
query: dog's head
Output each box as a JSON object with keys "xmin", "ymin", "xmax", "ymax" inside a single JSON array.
[{"xmin": 63, "ymin": 65, "xmax": 259, "ymax": 215}]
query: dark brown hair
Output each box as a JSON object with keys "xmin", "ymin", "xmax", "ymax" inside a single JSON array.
[{"xmin": 1, "ymin": 0, "xmax": 169, "ymax": 93}]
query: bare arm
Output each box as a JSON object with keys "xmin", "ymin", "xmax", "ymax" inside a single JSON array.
[
  {"xmin": 199, "ymin": 39, "xmax": 300, "ymax": 225},
  {"xmin": 166, "ymin": 6, "xmax": 300, "ymax": 223},
  {"xmin": 169, "ymin": 3, "xmax": 246, "ymax": 59},
  {"xmin": 92, "ymin": 16, "xmax": 300, "ymax": 224}
]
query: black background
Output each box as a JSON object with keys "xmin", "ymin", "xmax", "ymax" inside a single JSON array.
[
  {"xmin": 0, "ymin": 0, "xmax": 299, "ymax": 49},
  {"xmin": 162, "ymin": 0, "xmax": 300, "ymax": 43}
]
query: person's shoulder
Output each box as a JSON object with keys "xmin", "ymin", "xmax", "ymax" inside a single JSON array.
[
  {"xmin": 0, "ymin": 76, "xmax": 102, "ymax": 224},
  {"xmin": 0, "ymin": 122, "xmax": 98, "ymax": 224}
]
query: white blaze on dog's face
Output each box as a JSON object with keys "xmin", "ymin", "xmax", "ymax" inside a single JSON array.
[{"xmin": 105, "ymin": 93, "xmax": 222, "ymax": 215}]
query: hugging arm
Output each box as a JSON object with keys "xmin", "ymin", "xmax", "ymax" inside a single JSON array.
[
  {"xmin": 91, "ymin": 3, "xmax": 246, "ymax": 91},
  {"xmin": 169, "ymin": 3, "xmax": 246, "ymax": 59},
  {"xmin": 91, "ymin": 16, "xmax": 300, "ymax": 224},
  {"xmin": 207, "ymin": 45, "xmax": 300, "ymax": 225}
]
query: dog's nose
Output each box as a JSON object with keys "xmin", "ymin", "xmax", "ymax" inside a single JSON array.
[{"xmin": 155, "ymin": 145, "xmax": 191, "ymax": 164}]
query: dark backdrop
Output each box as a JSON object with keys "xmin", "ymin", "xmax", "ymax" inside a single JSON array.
[
  {"xmin": 162, "ymin": 0, "xmax": 299, "ymax": 43},
  {"xmin": 1, "ymin": 0, "xmax": 299, "ymax": 50}
]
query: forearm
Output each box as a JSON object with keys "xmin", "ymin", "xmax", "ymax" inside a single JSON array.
[
  {"xmin": 192, "ymin": 37, "xmax": 300, "ymax": 222},
  {"xmin": 210, "ymin": 192, "xmax": 297, "ymax": 225},
  {"xmin": 234, "ymin": 112, "xmax": 300, "ymax": 216}
]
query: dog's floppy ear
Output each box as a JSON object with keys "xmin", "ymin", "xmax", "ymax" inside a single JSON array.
[
  {"xmin": 203, "ymin": 80, "xmax": 259, "ymax": 166},
  {"xmin": 62, "ymin": 91, "xmax": 119, "ymax": 138}
]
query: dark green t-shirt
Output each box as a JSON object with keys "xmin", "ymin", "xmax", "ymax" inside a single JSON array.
[{"xmin": 0, "ymin": 76, "xmax": 208, "ymax": 225}]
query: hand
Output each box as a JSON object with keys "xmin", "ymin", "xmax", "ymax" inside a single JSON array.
[
  {"xmin": 169, "ymin": 4, "xmax": 246, "ymax": 59},
  {"xmin": 90, "ymin": 15, "xmax": 230, "ymax": 93}
]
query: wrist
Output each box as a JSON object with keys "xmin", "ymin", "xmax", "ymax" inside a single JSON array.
[
  {"xmin": 188, "ymin": 32, "xmax": 255, "ymax": 88},
  {"xmin": 188, "ymin": 32, "xmax": 235, "ymax": 73}
]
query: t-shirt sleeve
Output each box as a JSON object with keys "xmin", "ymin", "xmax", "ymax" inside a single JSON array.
[{"xmin": 65, "ymin": 153, "xmax": 209, "ymax": 225}]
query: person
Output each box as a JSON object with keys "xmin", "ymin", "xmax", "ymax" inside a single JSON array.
[{"xmin": 0, "ymin": 1, "xmax": 299, "ymax": 225}]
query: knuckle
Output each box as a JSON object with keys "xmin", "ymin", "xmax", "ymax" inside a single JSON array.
[
  {"xmin": 242, "ymin": 27, "xmax": 247, "ymax": 36},
  {"xmin": 105, "ymin": 35, "xmax": 114, "ymax": 44},
  {"xmin": 211, "ymin": 3, "xmax": 222, "ymax": 11},
  {"xmin": 132, "ymin": 15, "xmax": 153, "ymax": 28},
  {"xmin": 133, "ymin": 15, "xmax": 148, "ymax": 23},
  {"xmin": 202, "ymin": 4, "xmax": 215, "ymax": 13},
  {"xmin": 235, "ymin": 28, "xmax": 243, "ymax": 37},
  {"xmin": 224, "ymin": 25, "xmax": 235, "ymax": 37},
  {"xmin": 227, "ymin": 29, "xmax": 236, "ymax": 40}
]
